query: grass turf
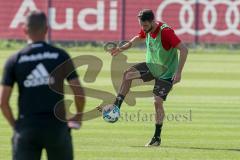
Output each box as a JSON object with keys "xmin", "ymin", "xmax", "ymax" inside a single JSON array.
[{"xmin": 0, "ymin": 48, "xmax": 240, "ymax": 160}]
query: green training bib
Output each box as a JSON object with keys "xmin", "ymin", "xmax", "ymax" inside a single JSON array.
[{"xmin": 146, "ymin": 23, "xmax": 178, "ymax": 79}]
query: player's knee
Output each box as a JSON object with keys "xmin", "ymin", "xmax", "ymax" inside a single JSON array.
[
  {"xmin": 123, "ymin": 70, "xmax": 129, "ymax": 81},
  {"xmin": 123, "ymin": 69, "xmax": 135, "ymax": 81}
]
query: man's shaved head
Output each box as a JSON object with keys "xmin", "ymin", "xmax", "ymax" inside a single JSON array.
[{"xmin": 25, "ymin": 10, "xmax": 47, "ymax": 35}]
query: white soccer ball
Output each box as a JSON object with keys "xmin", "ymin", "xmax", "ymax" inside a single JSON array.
[{"xmin": 102, "ymin": 104, "xmax": 120, "ymax": 123}]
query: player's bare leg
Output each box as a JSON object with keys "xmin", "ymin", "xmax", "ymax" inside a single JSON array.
[
  {"xmin": 114, "ymin": 67, "xmax": 141, "ymax": 108},
  {"xmin": 145, "ymin": 96, "xmax": 164, "ymax": 147},
  {"xmin": 154, "ymin": 96, "xmax": 165, "ymax": 124}
]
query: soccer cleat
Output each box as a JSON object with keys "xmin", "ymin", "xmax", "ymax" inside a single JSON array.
[{"xmin": 145, "ymin": 137, "xmax": 161, "ymax": 147}]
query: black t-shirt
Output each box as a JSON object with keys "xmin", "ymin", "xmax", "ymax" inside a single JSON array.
[{"xmin": 1, "ymin": 41, "xmax": 78, "ymax": 128}]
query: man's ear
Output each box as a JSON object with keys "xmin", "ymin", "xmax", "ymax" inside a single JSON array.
[
  {"xmin": 23, "ymin": 24, "xmax": 28, "ymax": 35},
  {"xmin": 44, "ymin": 25, "xmax": 48, "ymax": 35}
]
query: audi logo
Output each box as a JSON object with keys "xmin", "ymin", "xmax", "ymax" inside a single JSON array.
[{"xmin": 156, "ymin": 0, "xmax": 240, "ymax": 36}]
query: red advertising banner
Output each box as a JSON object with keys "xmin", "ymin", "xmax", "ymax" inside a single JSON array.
[{"xmin": 0, "ymin": 0, "xmax": 239, "ymax": 43}]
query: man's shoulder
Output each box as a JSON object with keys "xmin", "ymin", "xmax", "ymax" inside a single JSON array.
[
  {"xmin": 157, "ymin": 21, "xmax": 165, "ymax": 26},
  {"xmin": 44, "ymin": 43, "xmax": 67, "ymax": 54},
  {"xmin": 20, "ymin": 42, "xmax": 68, "ymax": 55},
  {"xmin": 157, "ymin": 21, "xmax": 173, "ymax": 31},
  {"xmin": 6, "ymin": 51, "xmax": 21, "ymax": 66},
  {"xmin": 48, "ymin": 44, "xmax": 71, "ymax": 59},
  {"xmin": 14, "ymin": 43, "xmax": 71, "ymax": 64}
]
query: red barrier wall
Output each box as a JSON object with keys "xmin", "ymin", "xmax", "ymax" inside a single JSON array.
[{"xmin": 0, "ymin": 0, "xmax": 239, "ymax": 43}]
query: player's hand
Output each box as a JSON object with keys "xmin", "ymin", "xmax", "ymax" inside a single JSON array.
[
  {"xmin": 68, "ymin": 121, "xmax": 81, "ymax": 130},
  {"xmin": 172, "ymin": 72, "xmax": 181, "ymax": 84},
  {"xmin": 110, "ymin": 47, "xmax": 122, "ymax": 56},
  {"xmin": 67, "ymin": 114, "xmax": 82, "ymax": 130}
]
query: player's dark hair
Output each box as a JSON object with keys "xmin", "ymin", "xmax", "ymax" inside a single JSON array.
[
  {"xmin": 25, "ymin": 10, "xmax": 47, "ymax": 34},
  {"xmin": 138, "ymin": 9, "xmax": 155, "ymax": 22}
]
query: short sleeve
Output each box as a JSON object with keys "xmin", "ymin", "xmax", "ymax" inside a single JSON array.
[
  {"xmin": 1, "ymin": 54, "xmax": 17, "ymax": 87},
  {"xmin": 138, "ymin": 29, "xmax": 146, "ymax": 39},
  {"xmin": 61, "ymin": 51, "xmax": 78, "ymax": 81},
  {"xmin": 161, "ymin": 28, "xmax": 181, "ymax": 48}
]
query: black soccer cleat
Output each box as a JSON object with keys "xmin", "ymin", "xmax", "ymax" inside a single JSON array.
[{"xmin": 145, "ymin": 137, "xmax": 161, "ymax": 147}]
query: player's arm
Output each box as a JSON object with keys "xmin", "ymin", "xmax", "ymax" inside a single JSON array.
[
  {"xmin": 111, "ymin": 35, "xmax": 145, "ymax": 56},
  {"xmin": 0, "ymin": 55, "xmax": 17, "ymax": 129},
  {"xmin": 162, "ymin": 28, "xmax": 188, "ymax": 84},
  {"xmin": 68, "ymin": 78, "xmax": 85, "ymax": 122},
  {"xmin": 62, "ymin": 52, "xmax": 85, "ymax": 127},
  {"xmin": 0, "ymin": 86, "xmax": 15, "ymax": 128},
  {"xmin": 173, "ymin": 42, "xmax": 188, "ymax": 84}
]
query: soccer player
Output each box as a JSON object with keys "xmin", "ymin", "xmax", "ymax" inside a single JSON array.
[
  {"xmin": 110, "ymin": 9, "xmax": 188, "ymax": 146},
  {"xmin": 0, "ymin": 11, "xmax": 85, "ymax": 159}
]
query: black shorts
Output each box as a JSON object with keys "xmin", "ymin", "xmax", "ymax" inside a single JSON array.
[
  {"xmin": 12, "ymin": 126, "xmax": 73, "ymax": 160},
  {"xmin": 132, "ymin": 62, "xmax": 173, "ymax": 101}
]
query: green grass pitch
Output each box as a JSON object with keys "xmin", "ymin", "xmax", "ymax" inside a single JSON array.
[{"xmin": 0, "ymin": 48, "xmax": 240, "ymax": 160}]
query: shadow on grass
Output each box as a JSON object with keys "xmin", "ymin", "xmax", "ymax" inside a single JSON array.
[{"xmin": 130, "ymin": 145, "xmax": 240, "ymax": 152}]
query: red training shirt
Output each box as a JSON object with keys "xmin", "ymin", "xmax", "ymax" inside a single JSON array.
[{"xmin": 138, "ymin": 22, "xmax": 181, "ymax": 51}]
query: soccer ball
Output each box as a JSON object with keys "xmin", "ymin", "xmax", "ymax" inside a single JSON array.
[{"xmin": 102, "ymin": 104, "xmax": 120, "ymax": 123}]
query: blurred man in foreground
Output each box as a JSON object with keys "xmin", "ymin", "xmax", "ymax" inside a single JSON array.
[{"xmin": 0, "ymin": 11, "xmax": 85, "ymax": 160}]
